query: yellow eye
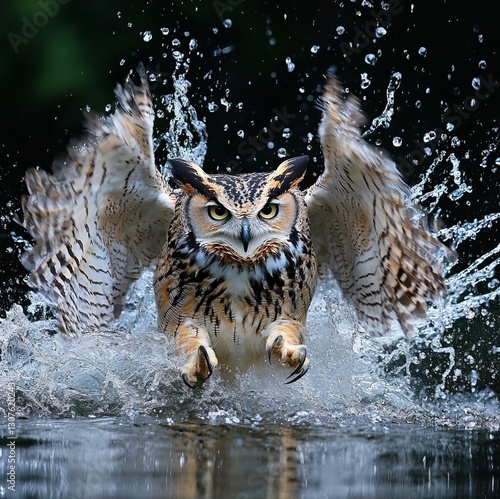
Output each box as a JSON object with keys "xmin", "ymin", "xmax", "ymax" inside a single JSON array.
[
  {"xmin": 208, "ymin": 204, "xmax": 230, "ymax": 221},
  {"xmin": 259, "ymin": 203, "xmax": 279, "ymax": 219}
]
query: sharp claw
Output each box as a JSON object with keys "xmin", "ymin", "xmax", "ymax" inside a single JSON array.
[
  {"xmin": 181, "ymin": 372, "xmax": 195, "ymax": 389},
  {"xmin": 266, "ymin": 334, "xmax": 284, "ymax": 365},
  {"xmin": 285, "ymin": 362, "xmax": 309, "ymax": 384},
  {"xmin": 289, "ymin": 347, "xmax": 307, "ymax": 376},
  {"xmin": 199, "ymin": 345, "xmax": 213, "ymax": 379},
  {"xmin": 285, "ymin": 347, "xmax": 308, "ymax": 384},
  {"xmin": 266, "ymin": 344, "xmax": 272, "ymax": 365}
]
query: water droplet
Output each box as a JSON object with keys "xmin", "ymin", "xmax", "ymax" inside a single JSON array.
[
  {"xmin": 267, "ymin": 142, "xmax": 275, "ymax": 150},
  {"xmin": 172, "ymin": 51, "xmax": 184, "ymax": 62},
  {"xmin": 156, "ymin": 110, "xmax": 165, "ymax": 119},
  {"xmin": 189, "ymin": 39, "xmax": 198, "ymax": 51},
  {"xmin": 220, "ymin": 98, "xmax": 231, "ymax": 112},
  {"xmin": 119, "ymin": 59, "xmax": 126, "ymax": 66},
  {"xmin": 212, "ymin": 27, "xmax": 219, "ymax": 34},
  {"xmin": 446, "ymin": 122, "xmax": 455, "ymax": 132},
  {"xmin": 285, "ymin": 57, "xmax": 295, "ymax": 72},
  {"xmin": 418, "ymin": 46, "xmax": 427, "ymax": 56},
  {"xmin": 336, "ymin": 26, "xmax": 345, "ymax": 35},
  {"xmin": 375, "ymin": 27, "xmax": 387, "ymax": 38},
  {"xmin": 161, "ymin": 27, "xmax": 170, "ymax": 36},
  {"xmin": 105, "ymin": 104, "xmax": 112, "ymax": 112},
  {"xmin": 415, "ymin": 100, "xmax": 422, "ymax": 109},
  {"xmin": 392, "ymin": 136, "xmax": 402, "ymax": 147},
  {"xmin": 282, "ymin": 128, "xmax": 291, "ymax": 139},
  {"xmin": 360, "ymin": 73, "xmax": 371, "ymax": 89},
  {"xmin": 208, "ymin": 102, "xmax": 219, "ymax": 112},
  {"xmin": 277, "ymin": 148, "xmax": 287, "ymax": 158},
  {"xmin": 472, "ymin": 77, "xmax": 481, "ymax": 90},
  {"xmin": 299, "ymin": 87, "xmax": 305, "ymax": 94},
  {"xmin": 143, "ymin": 31, "xmax": 152, "ymax": 42},
  {"xmin": 223, "ymin": 19, "xmax": 232, "ymax": 28},
  {"xmin": 310, "ymin": 45, "xmax": 320, "ymax": 54},
  {"xmin": 364, "ymin": 53, "xmax": 377, "ymax": 65},
  {"xmin": 237, "ymin": 130, "xmax": 245, "ymax": 138},
  {"xmin": 478, "ymin": 60, "xmax": 487, "ymax": 69},
  {"xmin": 423, "ymin": 131, "xmax": 437, "ymax": 143},
  {"xmin": 172, "ymin": 38, "xmax": 181, "ymax": 47}
]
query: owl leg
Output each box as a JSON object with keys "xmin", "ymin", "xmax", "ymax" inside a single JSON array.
[
  {"xmin": 264, "ymin": 320, "xmax": 309, "ymax": 384},
  {"xmin": 175, "ymin": 324, "xmax": 219, "ymax": 388}
]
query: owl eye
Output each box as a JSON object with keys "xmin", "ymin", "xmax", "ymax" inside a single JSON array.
[
  {"xmin": 259, "ymin": 203, "xmax": 279, "ymax": 220},
  {"xmin": 207, "ymin": 204, "xmax": 230, "ymax": 221}
]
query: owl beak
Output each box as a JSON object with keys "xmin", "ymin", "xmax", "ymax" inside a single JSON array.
[{"xmin": 241, "ymin": 218, "xmax": 251, "ymax": 252}]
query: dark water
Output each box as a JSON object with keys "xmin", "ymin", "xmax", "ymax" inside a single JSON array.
[{"xmin": 1, "ymin": 417, "xmax": 499, "ymax": 499}]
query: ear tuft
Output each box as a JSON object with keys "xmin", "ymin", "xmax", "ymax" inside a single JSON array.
[
  {"xmin": 168, "ymin": 159, "xmax": 215, "ymax": 197},
  {"xmin": 268, "ymin": 155, "xmax": 308, "ymax": 197}
]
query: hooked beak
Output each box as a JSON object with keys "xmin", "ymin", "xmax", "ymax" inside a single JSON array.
[{"xmin": 241, "ymin": 218, "xmax": 251, "ymax": 252}]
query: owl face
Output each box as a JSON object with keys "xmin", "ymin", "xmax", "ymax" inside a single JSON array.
[{"xmin": 169, "ymin": 156, "xmax": 309, "ymax": 262}]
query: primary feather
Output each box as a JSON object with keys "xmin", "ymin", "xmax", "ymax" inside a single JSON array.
[
  {"xmin": 306, "ymin": 76, "xmax": 453, "ymax": 336},
  {"xmin": 22, "ymin": 66, "xmax": 175, "ymax": 335}
]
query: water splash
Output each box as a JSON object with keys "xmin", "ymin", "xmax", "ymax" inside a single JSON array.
[
  {"xmin": 363, "ymin": 71, "xmax": 402, "ymax": 136},
  {"xmin": 154, "ymin": 41, "xmax": 208, "ymax": 175},
  {"xmin": 1, "ymin": 56, "xmax": 499, "ymax": 431}
]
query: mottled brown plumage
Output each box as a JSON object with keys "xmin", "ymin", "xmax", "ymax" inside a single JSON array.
[{"xmin": 20, "ymin": 67, "xmax": 452, "ymax": 387}]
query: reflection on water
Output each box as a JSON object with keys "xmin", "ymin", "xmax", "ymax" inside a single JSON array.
[{"xmin": 0, "ymin": 417, "xmax": 498, "ymax": 499}]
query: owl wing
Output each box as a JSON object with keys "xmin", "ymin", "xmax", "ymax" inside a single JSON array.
[
  {"xmin": 306, "ymin": 76, "xmax": 452, "ymax": 336},
  {"xmin": 21, "ymin": 67, "xmax": 176, "ymax": 336}
]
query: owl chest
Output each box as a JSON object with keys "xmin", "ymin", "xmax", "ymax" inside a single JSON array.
[{"xmin": 154, "ymin": 250, "xmax": 314, "ymax": 341}]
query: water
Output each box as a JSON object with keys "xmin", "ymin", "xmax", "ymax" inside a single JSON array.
[
  {"xmin": 1, "ymin": 33, "xmax": 500, "ymax": 499},
  {"xmin": 2, "ymin": 418, "xmax": 499, "ymax": 498}
]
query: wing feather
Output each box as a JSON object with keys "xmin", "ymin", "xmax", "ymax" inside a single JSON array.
[
  {"xmin": 306, "ymin": 76, "xmax": 454, "ymax": 336},
  {"xmin": 21, "ymin": 66, "xmax": 175, "ymax": 336}
]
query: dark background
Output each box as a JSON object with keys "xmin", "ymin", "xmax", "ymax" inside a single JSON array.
[{"xmin": 0, "ymin": 1, "xmax": 499, "ymax": 391}]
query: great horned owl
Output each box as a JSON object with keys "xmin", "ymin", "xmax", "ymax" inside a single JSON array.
[{"xmin": 21, "ymin": 66, "xmax": 451, "ymax": 387}]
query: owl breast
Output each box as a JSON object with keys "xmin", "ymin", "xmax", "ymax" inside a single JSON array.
[{"xmin": 154, "ymin": 227, "xmax": 317, "ymax": 370}]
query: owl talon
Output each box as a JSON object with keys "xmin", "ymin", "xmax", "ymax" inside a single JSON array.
[
  {"xmin": 180, "ymin": 344, "xmax": 218, "ymax": 388},
  {"xmin": 181, "ymin": 372, "xmax": 196, "ymax": 389},
  {"xmin": 285, "ymin": 350, "xmax": 309, "ymax": 384},
  {"xmin": 265, "ymin": 330, "xmax": 309, "ymax": 383},
  {"xmin": 266, "ymin": 334, "xmax": 284, "ymax": 365}
]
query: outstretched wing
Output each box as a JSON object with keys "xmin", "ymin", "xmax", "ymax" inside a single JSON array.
[
  {"xmin": 306, "ymin": 76, "xmax": 453, "ymax": 336},
  {"xmin": 21, "ymin": 66, "xmax": 176, "ymax": 336}
]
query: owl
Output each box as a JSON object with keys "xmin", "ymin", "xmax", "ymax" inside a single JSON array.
[{"xmin": 21, "ymin": 66, "xmax": 452, "ymax": 387}]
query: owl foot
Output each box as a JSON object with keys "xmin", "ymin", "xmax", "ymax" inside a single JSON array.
[
  {"xmin": 265, "ymin": 332, "xmax": 309, "ymax": 384},
  {"xmin": 180, "ymin": 345, "xmax": 219, "ymax": 389}
]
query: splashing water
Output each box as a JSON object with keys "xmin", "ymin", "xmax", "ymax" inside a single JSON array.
[
  {"xmin": 1, "ymin": 61, "xmax": 499, "ymax": 431},
  {"xmin": 363, "ymin": 71, "xmax": 402, "ymax": 137}
]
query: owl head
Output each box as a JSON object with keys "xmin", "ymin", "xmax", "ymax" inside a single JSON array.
[{"xmin": 168, "ymin": 156, "xmax": 309, "ymax": 262}]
